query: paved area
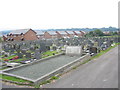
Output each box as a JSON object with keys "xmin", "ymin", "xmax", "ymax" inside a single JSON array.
[
  {"xmin": 42, "ymin": 46, "xmax": 118, "ymax": 88},
  {"xmin": 5, "ymin": 55, "xmax": 80, "ymax": 80}
]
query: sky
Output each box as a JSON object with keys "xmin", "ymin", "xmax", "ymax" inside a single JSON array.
[{"xmin": 0, "ymin": 0, "xmax": 119, "ymax": 31}]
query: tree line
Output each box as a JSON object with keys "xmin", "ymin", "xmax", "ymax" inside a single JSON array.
[{"xmin": 84, "ymin": 29, "xmax": 119, "ymax": 37}]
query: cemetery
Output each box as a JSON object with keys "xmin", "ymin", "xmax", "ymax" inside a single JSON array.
[{"xmin": 0, "ymin": 36, "xmax": 119, "ymax": 86}]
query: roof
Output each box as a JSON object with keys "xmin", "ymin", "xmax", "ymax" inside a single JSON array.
[
  {"xmin": 57, "ymin": 31, "xmax": 67, "ymax": 34},
  {"xmin": 47, "ymin": 31, "xmax": 57, "ymax": 35},
  {"xmin": 66, "ymin": 31, "xmax": 74, "ymax": 34},
  {"xmin": 74, "ymin": 31, "xmax": 81, "ymax": 34},
  {"xmin": 35, "ymin": 30, "xmax": 45, "ymax": 35},
  {"xmin": 9, "ymin": 28, "xmax": 32, "ymax": 34}
]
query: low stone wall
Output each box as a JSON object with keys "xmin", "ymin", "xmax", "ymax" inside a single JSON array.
[
  {"xmin": 2, "ymin": 53, "xmax": 91, "ymax": 86},
  {"xmin": 33, "ymin": 53, "xmax": 90, "ymax": 85}
]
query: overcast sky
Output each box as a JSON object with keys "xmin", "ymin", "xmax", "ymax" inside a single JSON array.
[{"xmin": 0, "ymin": 0, "xmax": 119, "ymax": 31}]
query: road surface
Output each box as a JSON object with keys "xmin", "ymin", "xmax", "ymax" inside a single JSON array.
[{"xmin": 42, "ymin": 46, "xmax": 118, "ymax": 88}]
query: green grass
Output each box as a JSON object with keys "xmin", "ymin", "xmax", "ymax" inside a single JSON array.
[
  {"xmin": 102, "ymin": 35, "xmax": 119, "ymax": 38},
  {"xmin": 40, "ymin": 80, "xmax": 51, "ymax": 85},
  {"xmin": 42, "ymin": 50, "xmax": 62, "ymax": 58},
  {"xmin": 0, "ymin": 55, "xmax": 5, "ymax": 58},
  {"xmin": 7, "ymin": 58, "xmax": 27, "ymax": 63},
  {"xmin": 50, "ymin": 76, "xmax": 59, "ymax": 80},
  {"xmin": 1, "ymin": 55, "xmax": 17, "ymax": 60},
  {"xmin": 0, "ymin": 67, "xmax": 8, "ymax": 70},
  {"xmin": 0, "ymin": 74, "xmax": 33, "ymax": 83}
]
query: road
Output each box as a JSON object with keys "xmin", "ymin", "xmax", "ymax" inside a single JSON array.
[{"xmin": 42, "ymin": 46, "xmax": 118, "ymax": 88}]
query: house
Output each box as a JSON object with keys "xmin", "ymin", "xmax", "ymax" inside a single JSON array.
[
  {"xmin": 44, "ymin": 31, "xmax": 58, "ymax": 39},
  {"xmin": 2, "ymin": 35, "xmax": 7, "ymax": 41},
  {"xmin": 56, "ymin": 31, "xmax": 69, "ymax": 38},
  {"xmin": 103, "ymin": 31, "xmax": 110, "ymax": 34},
  {"xmin": 73, "ymin": 31, "xmax": 82, "ymax": 37},
  {"xmin": 65, "ymin": 31, "xmax": 75, "ymax": 37},
  {"xmin": 5, "ymin": 28, "xmax": 38, "ymax": 41},
  {"xmin": 79, "ymin": 31, "xmax": 86, "ymax": 36},
  {"xmin": 35, "ymin": 30, "xmax": 45, "ymax": 39}
]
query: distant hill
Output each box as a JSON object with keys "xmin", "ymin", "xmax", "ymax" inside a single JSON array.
[
  {"xmin": 0, "ymin": 27, "xmax": 118, "ymax": 36},
  {"xmin": 35, "ymin": 27, "xmax": 118, "ymax": 32}
]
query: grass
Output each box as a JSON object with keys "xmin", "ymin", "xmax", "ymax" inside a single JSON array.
[
  {"xmin": 42, "ymin": 50, "xmax": 62, "ymax": 58},
  {"xmin": 1, "ymin": 55, "xmax": 17, "ymax": 60},
  {"xmin": 0, "ymin": 74, "xmax": 33, "ymax": 83},
  {"xmin": 7, "ymin": 58, "xmax": 28, "ymax": 63},
  {"xmin": 0, "ymin": 67, "xmax": 8, "ymax": 70},
  {"xmin": 36, "ymin": 76, "xmax": 59, "ymax": 88},
  {"xmin": 50, "ymin": 76, "xmax": 59, "ymax": 80}
]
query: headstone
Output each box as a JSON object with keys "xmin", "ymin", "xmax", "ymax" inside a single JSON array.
[
  {"xmin": 34, "ymin": 49, "xmax": 41, "ymax": 59},
  {"xmin": 89, "ymin": 47, "xmax": 97, "ymax": 54},
  {"xmin": 17, "ymin": 53, "xmax": 23, "ymax": 58},
  {"xmin": 65, "ymin": 46, "xmax": 83, "ymax": 56},
  {"xmin": 25, "ymin": 53, "xmax": 31, "ymax": 58}
]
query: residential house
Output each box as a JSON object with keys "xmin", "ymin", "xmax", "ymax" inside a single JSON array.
[{"xmin": 5, "ymin": 28, "xmax": 38, "ymax": 41}]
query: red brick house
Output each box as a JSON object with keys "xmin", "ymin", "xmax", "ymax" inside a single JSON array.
[
  {"xmin": 44, "ymin": 31, "xmax": 58, "ymax": 39},
  {"xmin": 65, "ymin": 31, "xmax": 75, "ymax": 37},
  {"xmin": 2, "ymin": 35, "xmax": 7, "ymax": 41},
  {"xmin": 35, "ymin": 30, "xmax": 45, "ymax": 39},
  {"xmin": 73, "ymin": 31, "xmax": 82, "ymax": 37},
  {"xmin": 79, "ymin": 31, "xmax": 85, "ymax": 36},
  {"xmin": 56, "ymin": 31, "xmax": 69, "ymax": 38},
  {"xmin": 5, "ymin": 28, "xmax": 38, "ymax": 41}
]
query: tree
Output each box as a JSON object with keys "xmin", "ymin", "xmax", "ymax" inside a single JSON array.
[
  {"xmin": 94, "ymin": 29, "xmax": 104, "ymax": 36},
  {"xmin": 85, "ymin": 29, "xmax": 104, "ymax": 37}
]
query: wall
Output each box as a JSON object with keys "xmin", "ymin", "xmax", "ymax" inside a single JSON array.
[{"xmin": 24, "ymin": 30, "xmax": 38, "ymax": 40}]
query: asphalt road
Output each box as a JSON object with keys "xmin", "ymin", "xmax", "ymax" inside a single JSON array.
[{"xmin": 42, "ymin": 46, "xmax": 118, "ymax": 88}]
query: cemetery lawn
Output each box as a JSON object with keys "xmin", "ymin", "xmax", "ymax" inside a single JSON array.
[
  {"xmin": 1, "ymin": 55, "xmax": 17, "ymax": 60},
  {"xmin": 0, "ymin": 74, "xmax": 33, "ymax": 83},
  {"xmin": 8, "ymin": 58, "xmax": 27, "ymax": 63},
  {"xmin": 42, "ymin": 50, "xmax": 62, "ymax": 58}
]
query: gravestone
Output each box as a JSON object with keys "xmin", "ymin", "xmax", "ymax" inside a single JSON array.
[
  {"xmin": 34, "ymin": 49, "xmax": 41, "ymax": 59},
  {"xmin": 25, "ymin": 53, "xmax": 31, "ymax": 58},
  {"xmin": 65, "ymin": 46, "xmax": 83, "ymax": 56},
  {"xmin": 89, "ymin": 47, "xmax": 97, "ymax": 54},
  {"xmin": 17, "ymin": 53, "xmax": 23, "ymax": 58},
  {"xmin": 46, "ymin": 46, "xmax": 50, "ymax": 51}
]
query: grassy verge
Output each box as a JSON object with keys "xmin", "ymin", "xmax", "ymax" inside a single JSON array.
[
  {"xmin": 34, "ymin": 76, "xmax": 59, "ymax": 88},
  {"xmin": 0, "ymin": 74, "xmax": 33, "ymax": 83}
]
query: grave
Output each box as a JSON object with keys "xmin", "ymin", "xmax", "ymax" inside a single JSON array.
[{"xmin": 65, "ymin": 46, "xmax": 83, "ymax": 56}]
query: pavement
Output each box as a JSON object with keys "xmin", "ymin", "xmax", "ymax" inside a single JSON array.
[{"xmin": 42, "ymin": 46, "xmax": 118, "ymax": 88}]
